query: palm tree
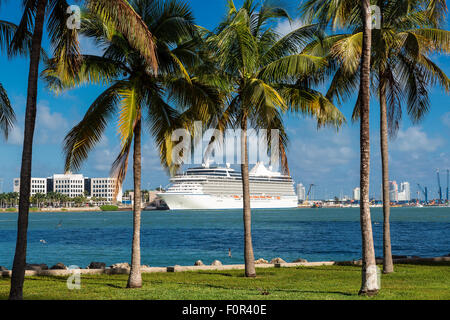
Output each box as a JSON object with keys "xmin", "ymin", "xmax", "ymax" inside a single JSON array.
[
  {"xmin": 7, "ymin": 0, "xmax": 158, "ymax": 300},
  {"xmin": 305, "ymin": 0, "xmax": 450, "ymax": 274},
  {"xmin": 203, "ymin": 0, "xmax": 345, "ymax": 277},
  {"xmin": 45, "ymin": 0, "xmax": 221, "ymax": 288},
  {"xmin": 301, "ymin": 0, "xmax": 379, "ymax": 295}
]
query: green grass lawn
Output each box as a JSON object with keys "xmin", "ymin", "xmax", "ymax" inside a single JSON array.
[{"xmin": 1, "ymin": 264, "xmax": 449, "ymax": 300}]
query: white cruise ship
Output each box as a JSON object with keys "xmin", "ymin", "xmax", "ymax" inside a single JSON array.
[{"xmin": 157, "ymin": 162, "xmax": 298, "ymax": 210}]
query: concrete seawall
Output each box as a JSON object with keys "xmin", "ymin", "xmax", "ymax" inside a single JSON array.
[{"xmin": 0, "ymin": 261, "xmax": 335, "ymax": 277}]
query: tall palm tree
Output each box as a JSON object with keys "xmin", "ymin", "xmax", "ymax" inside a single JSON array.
[
  {"xmin": 305, "ymin": 0, "xmax": 450, "ymax": 274},
  {"xmin": 44, "ymin": 0, "xmax": 221, "ymax": 288},
  {"xmin": 301, "ymin": 0, "xmax": 379, "ymax": 295},
  {"xmin": 7, "ymin": 0, "xmax": 158, "ymax": 300},
  {"xmin": 203, "ymin": 0, "xmax": 345, "ymax": 277}
]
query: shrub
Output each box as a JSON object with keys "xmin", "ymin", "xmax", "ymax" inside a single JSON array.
[
  {"xmin": 5, "ymin": 207, "xmax": 17, "ymax": 212},
  {"xmin": 100, "ymin": 205, "xmax": 119, "ymax": 212}
]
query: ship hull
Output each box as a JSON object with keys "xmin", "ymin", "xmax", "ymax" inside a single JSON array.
[{"xmin": 157, "ymin": 193, "xmax": 298, "ymax": 210}]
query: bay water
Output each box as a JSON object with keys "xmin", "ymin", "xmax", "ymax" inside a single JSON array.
[{"xmin": 0, "ymin": 207, "xmax": 449, "ymax": 269}]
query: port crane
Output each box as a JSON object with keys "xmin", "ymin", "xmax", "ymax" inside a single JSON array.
[
  {"xmin": 417, "ymin": 184, "xmax": 428, "ymax": 203},
  {"xmin": 446, "ymin": 169, "xmax": 449, "ymax": 203},
  {"xmin": 304, "ymin": 184, "xmax": 315, "ymax": 205},
  {"xmin": 436, "ymin": 169, "xmax": 443, "ymax": 203}
]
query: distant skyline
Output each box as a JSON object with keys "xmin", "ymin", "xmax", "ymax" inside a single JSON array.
[{"xmin": 0, "ymin": 0, "xmax": 449, "ymax": 200}]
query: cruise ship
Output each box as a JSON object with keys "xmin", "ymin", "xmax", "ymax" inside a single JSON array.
[{"xmin": 157, "ymin": 162, "xmax": 298, "ymax": 210}]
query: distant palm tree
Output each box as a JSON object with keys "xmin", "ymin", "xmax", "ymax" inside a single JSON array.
[
  {"xmin": 304, "ymin": 0, "xmax": 450, "ymax": 274},
  {"xmin": 203, "ymin": 0, "xmax": 345, "ymax": 277},
  {"xmin": 7, "ymin": 0, "xmax": 158, "ymax": 300},
  {"xmin": 45, "ymin": 0, "xmax": 221, "ymax": 288}
]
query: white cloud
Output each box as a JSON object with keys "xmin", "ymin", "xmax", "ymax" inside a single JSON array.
[
  {"xmin": 442, "ymin": 112, "xmax": 450, "ymax": 128},
  {"xmin": 275, "ymin": 18, "xmax": 304, "ymax": 36},
  {"xmin": 79, "ymin": 35, "xmax": 105, "ymax": 56},
  {"xmin": 5, "ymin": 101, "xmax": 70, "ymax": 145},
  {"xmin": 7, "ymin": 125, "xmax": 23, "ymax": 145},
  {"xmin": 393, "ymin": 127, "xmax": 443, "ymax": 152},
  {"xmin": 35, "ymin": 102, "xmax": 69, "ymax": 144}
]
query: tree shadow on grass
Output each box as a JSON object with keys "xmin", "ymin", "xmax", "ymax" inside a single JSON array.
[{"xmin": 168, "ymin": 281, "xmax": 355, "ymax": 298}]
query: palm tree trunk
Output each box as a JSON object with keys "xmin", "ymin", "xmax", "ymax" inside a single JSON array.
[
  {"xmin": 379, "ymin": 75, "xmax": 394, "ymax": 274},
  {"xmin": 9, "ymin": 0, "xmax": 47, "ymax": 301},
  {"xmin": 358, "ymin": 0, "xmax": 379, "ymax": 296},
  {"xmin": 127, "ymin": 118, "xmax": 142, "ymax": 288},
  {"xmin": 241, "ymin": 113, "xmax": 256, "ymax": 277}
]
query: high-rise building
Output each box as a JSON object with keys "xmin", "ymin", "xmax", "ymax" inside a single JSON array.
[
  {"xmin": 13, "ymin": 178, "xmax": 47, "ymax": 196},
  {"xmin": 389, "ymin": 181, "xmax": 399, "ymax": 202},
  {"xmin": 297, "ymin": 183, "xmax": 306, "ymax": 201},
  {"xmin": 398, "ymin": 182, "xmax": 411, "ymax": 201},
  {"xmin": 353, "ymin": 187, "xmax": 360, "ymax": 201}
]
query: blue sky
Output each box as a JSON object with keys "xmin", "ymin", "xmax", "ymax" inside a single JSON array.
[{"xmin": 0, "ymin": 0, "xmax": 449, "ymax": 200}]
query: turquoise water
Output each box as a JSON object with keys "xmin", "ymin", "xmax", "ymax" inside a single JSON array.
[{"xmin": 0, "ymin": 207, "xmax": 449, "ymax": 268}]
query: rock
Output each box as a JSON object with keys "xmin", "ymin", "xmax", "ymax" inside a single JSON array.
[
  {"xmin": 194, "ymin": 260, "xmax": 205, "ymax": 266},
  {"xmin": 50, "ymin": 262, "xmax": 67, "ymax": 270},
  {"xmin": 0, "ymin": 266, "xmax": 8, "ymax": 271},
  {"xmin": 254, "ymin": 258, "xmax": 269, "ymax": 264},
  {"xmin": 353, "ymin": 259, "xmax": 363, "ymax": 266},
  {"xmin": 88, "ymin": 262, "xmax": 106, "ymax": 269},
  {"xmin": 293, "ymin": 258, "xmax": 308, "ymax": 263},
  {"xmin": 211, "ymin": 260, "xmax": 222, "ymax": 266},
  {"xmin": 270, "ymin": 258, "xmax": 286, "ymax": 264},
  {"xmin": 110, "ymin": 263, "xmax": 130, "ymax": 269},
  {"xmin": 392, "ymin": 255, "xmax": 408, "ymax": 259},
  {"xmin": 141, "ymin": 265, "xmax": 150, "ymax": 269},
  {"xmin": 25, "ymin": 263, "xmax": 48, "ymax": 271}
]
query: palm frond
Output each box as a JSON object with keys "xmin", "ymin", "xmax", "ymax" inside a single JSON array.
[
  {"xmin": 117, "ymin": 84, "xmax": 141, "ymax": 148},
  {"xmin": 63, "ymin": 83, "xmax": 122, "ymax": 172},
  {"xmin": 87, "ymin": 0, "xmax": 158, "ymax": 72},
  {"xmin": 0, "ymin": 82, "xmax": 15, "ymax": 140},
  {"xmin": 47, "ymin": 0, "xmax": 82, "ymax": 81},
  {"xmin": 259, "ymin": 54, "xmax": 327, "ymax": 83}
]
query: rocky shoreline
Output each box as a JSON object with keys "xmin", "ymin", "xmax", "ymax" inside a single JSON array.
[{"xmin": 1, "ymin": 255, "xmax": 449, "ymax": 278}]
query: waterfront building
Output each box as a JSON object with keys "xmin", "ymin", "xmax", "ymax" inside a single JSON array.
[
  {"xmin": 12, "ymin": 173, "xmax": 123, "ymax": 202},
  {"xmin": 353, "ymin": 187, "xmax": 360, "ymax": 201},
  {"xmin": 398, "ymin": 182, "xmax": 411, "ymax": 201},
  {"xmin": 297, "ymin": 183, "xmax": 306, "ymax": 201},
  {"xmin": 91, "ymin": 178, "xmax": 122, "ymax": 202},
  {"xmin": 389, "ymin": 181, "xmax": 399, "ymax": 202},
  {"xmin": 52, "ymin": 173, "xmax": 85, "ymax": 198},
  {"xmin": 13, "ymin": 178, "xmax": 47, "ymax": 196}
]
